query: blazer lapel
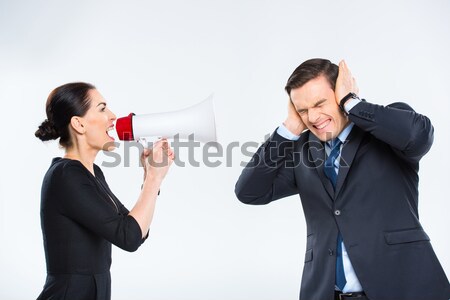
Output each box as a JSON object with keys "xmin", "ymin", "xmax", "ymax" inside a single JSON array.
[
  {"xmin": 335, "ymin": 126, "xmax": 364, "ymax": 197},
  {"xmin": 308, "ymin": 132, "xmax": 334, "ymax": 199}
]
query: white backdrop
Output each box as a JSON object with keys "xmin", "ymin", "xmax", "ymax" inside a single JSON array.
[{"xmin": 0, "ymin": 0, "xmax": 449, "ymax": 299}]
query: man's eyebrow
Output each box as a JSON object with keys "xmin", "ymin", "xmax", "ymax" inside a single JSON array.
[
  {"xmin": 296, "ymin": 98, "xmax": 327, "ymax": 112},
  {"xmin": 313, "ymin": 98, "xmax": 327, "ymax": 107},
  {"xmin": 96, "ymin": 102, "xmax": 107, "ymax": 107}
]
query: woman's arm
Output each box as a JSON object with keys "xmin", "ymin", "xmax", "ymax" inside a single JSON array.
[{"xmin": 128, "ymin": 139, "xmax": 174, "ymax": 238}]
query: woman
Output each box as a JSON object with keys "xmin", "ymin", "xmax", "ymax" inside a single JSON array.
[{"xmin": 34, "ymin": 82, "xmax": 174, "ymax": 300}]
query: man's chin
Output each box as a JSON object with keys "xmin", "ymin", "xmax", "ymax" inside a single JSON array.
[{"xmin": 312, "ymin": 130, "xmax": 336, "ymax": 142}]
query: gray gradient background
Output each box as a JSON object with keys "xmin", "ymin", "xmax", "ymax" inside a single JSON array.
[{"xmin": 0, "ymin": 0, "xmax": 449, "ymax": 299}]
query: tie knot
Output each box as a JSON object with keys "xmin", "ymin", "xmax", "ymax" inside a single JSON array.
[{"xmin": 328, "ymin": 138, "xmax": 342, "ymax": 150}]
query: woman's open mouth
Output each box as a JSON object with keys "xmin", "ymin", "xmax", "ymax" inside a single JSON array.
[{"xmin": 106, "ymin": 126, "xmax": 115, "ymax": 141}]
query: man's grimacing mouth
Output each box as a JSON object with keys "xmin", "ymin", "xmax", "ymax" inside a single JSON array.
[{"xmin": 313, "ymin": 119, "xmax": 331, "ymax": 130}]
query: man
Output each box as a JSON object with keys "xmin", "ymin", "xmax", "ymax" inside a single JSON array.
[{"xmin": 235, "ymin": 58, "xmax": 450, "ymax": 300}]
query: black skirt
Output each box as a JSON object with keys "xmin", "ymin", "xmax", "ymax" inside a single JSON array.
[{"xmin": 37, "ymin": 272, "xmax": 111, "ymax": 300}]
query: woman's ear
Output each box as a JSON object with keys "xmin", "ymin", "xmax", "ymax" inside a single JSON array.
[{"xmin": 70, "ymin": 116, "xmax": 86, "ymax": 134}]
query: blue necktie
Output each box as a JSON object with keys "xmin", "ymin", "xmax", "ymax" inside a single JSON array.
[
  {"xmin": 324, "ymin": 138, "xmax": 341, "ymax": 188},
  {"xmin": 324, "ymin": 138, "xmax": 347, "ymax": 291}
]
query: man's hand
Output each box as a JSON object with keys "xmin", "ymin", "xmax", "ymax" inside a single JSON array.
[
  {"xmin": 335, "ymin": 60, "xmax": 359, "ymax": 104},
  {"xmin": 284, "ymin": 99, "xmax": 306, "ymax": 136}
]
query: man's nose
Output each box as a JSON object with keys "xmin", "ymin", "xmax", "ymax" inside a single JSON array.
[{"xmin": 308, "ymin": 108, "xmax": 320, "ymax": 123}]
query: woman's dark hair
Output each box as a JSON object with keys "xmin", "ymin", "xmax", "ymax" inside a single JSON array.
[
  {"xmin": 35, "ymin": 82, "xmax": 96, "ymax": 148},
  {"xmin": 285, "ymin": 58, "xmax": 338, "ymax": 97}
]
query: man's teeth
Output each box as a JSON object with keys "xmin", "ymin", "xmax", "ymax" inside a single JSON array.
[{"xmin": 316, "ymin": 120, "xmax": 330, "ymax": 129}]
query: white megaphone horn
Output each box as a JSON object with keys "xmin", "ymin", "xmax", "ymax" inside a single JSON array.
[{"xmin": 115, "ymin": 95, "xmax": 217, "ymax": 144}]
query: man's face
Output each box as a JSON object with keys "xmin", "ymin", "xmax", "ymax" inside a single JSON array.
[{"xmin": 290, "ymin": 75, "xmax": 349, "ymax": 142}]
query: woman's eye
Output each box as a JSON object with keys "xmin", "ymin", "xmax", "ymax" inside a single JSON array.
[{"xmin": 101, "ymin": 107, "xmax": 106, "ymax": 112}]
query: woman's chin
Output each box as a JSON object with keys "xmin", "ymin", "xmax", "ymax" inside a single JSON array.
[{"xmin": 102, "ymin": 141, "xmax": 117, "ymax": 152}]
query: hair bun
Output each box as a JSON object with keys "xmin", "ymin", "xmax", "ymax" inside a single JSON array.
[{"xmin": 35, "ymin": 119, "xmax": 60, "ymax": 141}]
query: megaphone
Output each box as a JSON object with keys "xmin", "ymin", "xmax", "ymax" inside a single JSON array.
[{"xmin": 115, "ymin": 95, "xmax": 217, "ymax": 144}]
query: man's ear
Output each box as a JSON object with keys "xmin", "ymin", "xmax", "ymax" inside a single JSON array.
[{"xmin": 70, "ymin": 116, "xmax": 86, "ymax": 134}]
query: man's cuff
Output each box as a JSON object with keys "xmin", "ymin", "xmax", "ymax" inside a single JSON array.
[
  {"xmin": 344, "ymin": 97, "xmax": 361, "ymax": 113},
  {"xmin": 277, "ymin": 123, "xmax": 301, "ymax": 141}
]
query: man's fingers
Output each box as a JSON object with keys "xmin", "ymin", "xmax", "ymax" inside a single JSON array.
[
  {"xmin": 339, "ymin": 60, "xmax": 351, "ymax": 77},
  {"xmin": 352, "ymin": 77, "xmax": 359, "ymax": 95},
  {"xmin": 339, "ymin": 60, "xmax": 346, "ymax": 73}
]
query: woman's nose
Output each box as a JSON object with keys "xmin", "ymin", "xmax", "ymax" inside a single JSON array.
[{"xmin": 110, "ymin": 110, "xmax": 117, "ymax": 121}]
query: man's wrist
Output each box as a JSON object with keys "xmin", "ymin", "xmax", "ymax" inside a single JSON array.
[
  {"xmin": 283, "ymin": 119, "xmax": 304, "ymax": 136},
  {"xmin": 278, "ymin": 123, "xmax": 301, "ymax": 141},
  {"xmin": 344, "ymin": 97, "xmax": 361, "ymax": 112},
  {"xmin": 339, "ymin": 92, "xmax": 360, "ymax": 114}
]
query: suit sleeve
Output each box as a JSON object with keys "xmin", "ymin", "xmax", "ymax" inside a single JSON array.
[
  {"xmin": 348, "ymin": 101, "xmax": 434, "ymax": 163},
  {"xmin": 235, "ymin": 129, "xmax": 299, "ymax": 205},
  {"xmin": 57, "ymin": 162, "xmax": 145, "ymax": 252}
]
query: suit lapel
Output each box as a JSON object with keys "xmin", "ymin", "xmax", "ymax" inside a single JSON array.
[
  {"xmin": 308, "ymin": 132, "xmax": 334, "ymax": 199},
  {"xmin": 335, "ymin": 126, "xmax": 364, "ymax": 198}
]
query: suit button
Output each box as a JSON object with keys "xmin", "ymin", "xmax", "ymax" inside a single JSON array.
[
  {"xmin": 328, "ymin": 249, "xmax": 334, "ymax": 256},
  {"xmin": 334, "ymin": 210, "xmax": 341, "ymax": 216}
]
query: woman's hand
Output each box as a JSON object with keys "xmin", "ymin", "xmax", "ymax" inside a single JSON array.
[{"xmin": 141, "ymin": 139, "xmax": 175, "ymax": 182}]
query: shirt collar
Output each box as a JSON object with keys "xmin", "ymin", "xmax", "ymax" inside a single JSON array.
[
  {"xmin": 326, "ymin": 122, "xmax": 354, "ymax": 148},
  {"xmin": 337, "ymin": 122, "xmax": 354, "ymax": 143}
]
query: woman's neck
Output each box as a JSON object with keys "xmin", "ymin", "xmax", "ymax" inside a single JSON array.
[{"xmin": 64, "ymin": 147, "xmax": 98, "ymax": 176}]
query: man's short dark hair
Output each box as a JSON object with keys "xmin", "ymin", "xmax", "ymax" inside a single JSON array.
[{"xmin": 285, "ymin": 58, "xmax": 338, "ymax": 98}]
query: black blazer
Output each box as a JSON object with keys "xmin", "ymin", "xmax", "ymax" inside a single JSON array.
[{"xmin": 235, "ymin": 101, "xmax": 450, "ymax": 300}]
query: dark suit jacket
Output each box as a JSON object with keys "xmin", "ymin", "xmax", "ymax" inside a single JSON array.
[{"xmin": 235, "ymin": 101, "xmax": 450, "ymax": 300}]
